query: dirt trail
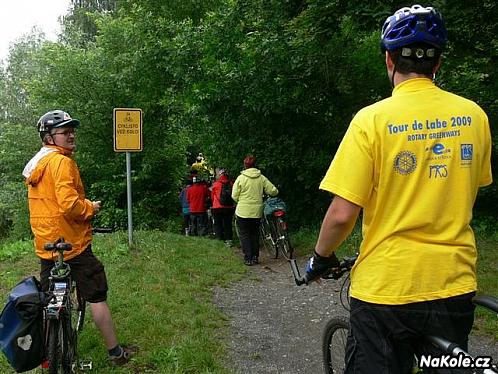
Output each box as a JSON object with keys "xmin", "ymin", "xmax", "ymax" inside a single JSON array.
[{"xmin": 213, "ymin": 250, "xmax": 498, "ymax": 374}]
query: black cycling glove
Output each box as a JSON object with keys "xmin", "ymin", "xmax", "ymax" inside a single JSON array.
[{"xmin": 305, "ymin": 251, "xmax": 340, "ymax": 284}]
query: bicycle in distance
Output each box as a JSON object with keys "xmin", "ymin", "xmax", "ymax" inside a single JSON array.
[
  {"xmin": 260, "ymin": 196, "xmax": 293, "ymax": 260},
  {"xmin": 290, "ymin": 256, "xmax": 498, "ymax": 374}
]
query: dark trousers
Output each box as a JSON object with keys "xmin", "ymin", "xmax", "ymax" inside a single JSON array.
[
  {"xmin": 212, "ymin": 208, "xmax": 234, "ymax": 241},
  {"xmin": 345, "ymin": 293, "xmax": 475, "ymax": 374},
  {"xmin": 182, "ymin": 214, "xmax": 190, "ymax": 235},
  {"xmin": 236, "ymin": 216, "xmax": 260, "ymax": 261},
  {"xmin": 190, "ymin": 212, "xmax": 208, "ymax": 236}
]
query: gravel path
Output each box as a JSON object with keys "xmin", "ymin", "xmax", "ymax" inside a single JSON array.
[{"xmin": 213, "ymin": 249, "xmax": 498, "ymax": 374}]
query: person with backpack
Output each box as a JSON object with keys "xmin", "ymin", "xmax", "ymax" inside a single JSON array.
[
  {"xmin": 232, "ymin": 156, "xmax": 278, "ymax": 265},
  {"xmin": 211, "ymin": 169, "xmax": 235, "ymax": 246}
]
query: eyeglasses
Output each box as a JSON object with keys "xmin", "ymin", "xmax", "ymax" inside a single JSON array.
[{"xmin": 51, "ymin": 128, "xmax": 76, "ymax": 136}]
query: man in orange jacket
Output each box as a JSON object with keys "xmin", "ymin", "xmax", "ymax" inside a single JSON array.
[{"xmin": 23, "ymin": 110, "xmax": 136, "ymax": 366}]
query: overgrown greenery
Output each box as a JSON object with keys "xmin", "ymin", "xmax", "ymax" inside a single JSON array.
[{"xmin": 0, "ymin": 0, "xmax": 497, "ymax": 240}]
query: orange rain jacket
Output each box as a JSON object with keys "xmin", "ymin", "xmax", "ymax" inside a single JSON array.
[{"xmin": 24, "ymin": 146, "xmax": 94, "ymax": 261}]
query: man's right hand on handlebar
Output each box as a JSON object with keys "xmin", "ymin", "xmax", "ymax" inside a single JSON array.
[
  {"xmin": 92, "ymin": 200, "xmax": 102, "ymax": 214},
  {"xmin": 305, "ymin": 250, "xmax": 340, "ymax": 284}
]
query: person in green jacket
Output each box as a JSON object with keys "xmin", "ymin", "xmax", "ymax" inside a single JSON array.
[{"xmin": 232, "ymin": 155, "xmax": 278, "ymax": 265}]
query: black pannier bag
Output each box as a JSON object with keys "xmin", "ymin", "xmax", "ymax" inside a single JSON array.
[{"xmin": 0, "ymin": 276, "xmax": 46, "ymax": 372}]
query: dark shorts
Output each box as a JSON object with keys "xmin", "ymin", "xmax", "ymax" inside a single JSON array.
[
  {"xmin": 345, "ymin": 293, "xmax": 475, "ymax": 374},
  {"xmin": 40, "ymin": 245, "xmax": 108, "ymax": 303}
]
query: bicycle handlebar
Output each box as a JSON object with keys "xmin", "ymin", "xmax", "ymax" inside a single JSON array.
[
  {"xmin": 44, "ymin": 238, "xmax": 72, "ymax": 252},
  {"xmin": 93, "ymin": 227, "xmax": 113, "ymax": 234},
  {"xmin": 290, "ymin": 254, "xmax": 358, "ymax": 286},
  {"xmin": 43, "ymin": 228, "xmax": 113, "ymax": 252}
]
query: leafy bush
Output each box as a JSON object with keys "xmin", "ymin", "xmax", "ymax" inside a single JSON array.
[
  {"xmin": 0, "ymin": 123, "xmax": 39, "ymax": 241},
  {"xmin": 0, "ymin": 240, "xmax": 32, "ymax": 261}
]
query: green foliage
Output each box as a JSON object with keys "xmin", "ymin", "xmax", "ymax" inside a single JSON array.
[
  {"xmin": 0, "ymin": 123, "xmax": 39, "ymax": 240},
  {"xmin": 0, "ymin": 240, "xmax": 32, "ymax": 262},
  {"xmin": 185, "ymin": 0, "xmax": 390, "ymax": 223},
  {"xmin": 0, "ymin": 0, "xmax": 496, "ymax": 236}
]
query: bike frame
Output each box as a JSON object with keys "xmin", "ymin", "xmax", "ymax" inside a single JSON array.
[
  {"xmin": 46, "ymin": 254, "xmax": 72, "ymax": 321},
  {"xmin": 43, "ymin": 240, "xmax": 90, "ymax": 373}
]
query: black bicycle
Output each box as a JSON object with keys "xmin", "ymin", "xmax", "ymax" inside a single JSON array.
[
  {"xmin": 290, "ymin": 256, "xmax": 498, "ymax": 374},
  {"xmin": 43, "ymin": 228, "xmax": 111, "ymax": 373},
  {"xmin": 260, "ymin": 197, "xmax": 293, "ymax": 260},
  {"xmin": 43, "ymin": 238, "xmax": 85, "ymax": 374}
]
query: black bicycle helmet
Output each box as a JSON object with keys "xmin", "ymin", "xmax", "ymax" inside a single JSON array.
[
  {"xmin": 380, "ymin": 4, "xmax": 447, "ymax": 53},
  {"xmin": 37, "ymin": 110, "xmax": 80, "ymax": 135}
]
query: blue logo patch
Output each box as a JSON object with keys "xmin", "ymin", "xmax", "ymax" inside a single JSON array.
[
  {"xmin": 432, "ymin": 143, "xmax": 445, "ymax": 155},
  {"xmin": 461, "ymin": 144, "xmax": 473, "ymax": 161},
  {"xmin": 394, "ymin": 151, "xmax": 417, "ymax": 175}
]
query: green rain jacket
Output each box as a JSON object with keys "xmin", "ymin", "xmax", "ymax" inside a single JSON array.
[{"xmin": 232, "ymin": 168, "xmax": 278, "ymax": 218}]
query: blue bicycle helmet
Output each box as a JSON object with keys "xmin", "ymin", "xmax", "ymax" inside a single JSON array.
[{"xmin": 380, "ymin": 4, "xmax": 447, "ymax": 53}]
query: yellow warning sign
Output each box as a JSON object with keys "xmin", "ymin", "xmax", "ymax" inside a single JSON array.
[{"xmin": 113, "ymin": 108, "xmax": 143, "ymax": 152}]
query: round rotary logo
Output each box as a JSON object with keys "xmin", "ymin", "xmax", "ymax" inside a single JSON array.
[{"xmin": 393, "ymin": 151, "xmax": 417, "ymax": 175}]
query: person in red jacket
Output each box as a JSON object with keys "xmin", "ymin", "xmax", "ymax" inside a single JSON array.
[
  {"xmin": 186, "ymin": 177, "xmax": 210, "ymax": 236},
  {"xmin": 211, "ymin": 169, "xmax": 235, "ymax": 246}
]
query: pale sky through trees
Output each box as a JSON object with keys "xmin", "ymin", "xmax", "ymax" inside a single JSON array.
[{"xmin": 0, "ymin": 0, "xmax": 70, "ymax": 61}]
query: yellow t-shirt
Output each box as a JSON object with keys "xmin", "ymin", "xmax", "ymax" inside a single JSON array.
[{"xmin": 320, "ymin": 78, "xmax": 493, "ymax": 305}]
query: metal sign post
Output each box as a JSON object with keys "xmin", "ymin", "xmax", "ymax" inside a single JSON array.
[
  {"xmin": 113, "ymin": 108, "xmax": 143, "ymax": 247},
  {"xmin": 126, "ymin": 152, "xmax": 133, "ymax": 246}
]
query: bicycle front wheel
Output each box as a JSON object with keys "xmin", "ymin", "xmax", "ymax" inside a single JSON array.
[{"xmin": 323, "ymin": 317, "xmax": 350, "ymax": 374}]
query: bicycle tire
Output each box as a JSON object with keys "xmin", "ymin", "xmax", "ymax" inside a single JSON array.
[
  {"xmin": 275, "ymin": 218, "xmax": 293, "ymax": 260},
  {"xmin": 61, "ymin": 314, "xmax": 75, "ymax": 373},
  {"xmin": 260, "ymin": 218, "xmax": 278, "ymax": 259},
  {"xmin": 322, "ymin": 317, "xmax": 350, "ymax": 374},
  {"xmin": 47, "ymin": 320, "xmax": 62, "ymax": 374}
]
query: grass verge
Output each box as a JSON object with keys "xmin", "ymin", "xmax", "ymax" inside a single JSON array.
[{"xmin": 0, "ymin": 230, "xmax": 246, "ymax": 373}]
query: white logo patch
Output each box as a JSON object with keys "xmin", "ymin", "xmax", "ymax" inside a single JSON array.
[{"xmin": 17, "ymin": 335, "xmax": 33, "ymax": 351}]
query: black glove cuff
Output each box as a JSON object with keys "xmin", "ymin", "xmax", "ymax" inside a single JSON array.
[{"xmin": 313, "ymin": 250, "xmax": 340, "ymax": 268}]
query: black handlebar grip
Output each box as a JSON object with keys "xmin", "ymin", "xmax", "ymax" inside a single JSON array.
[
  {"xmin": 56, "ymin": 242, "xmax": 72, "ymax": 251},
  {"xmin": 44, "ymin": 243, "xmax": 56, "ymax": 251}
]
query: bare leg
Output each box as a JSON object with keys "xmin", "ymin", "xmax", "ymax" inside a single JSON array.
[{"xmin": 90, "ymin": 301, "xmax": 118, "ymax": 349}]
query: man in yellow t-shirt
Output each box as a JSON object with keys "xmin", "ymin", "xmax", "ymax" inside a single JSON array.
[{"xmin": 305, "ymin": 5, "xmax": 492, "ymax": 373}]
